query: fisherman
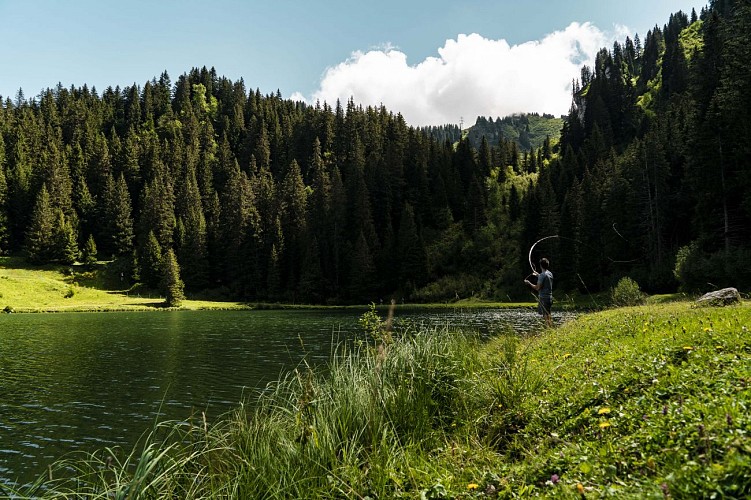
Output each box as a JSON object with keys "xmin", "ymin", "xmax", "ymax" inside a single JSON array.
[{"xmin": 524, "ymin": 257, "xmax": 553, "ymax": 327}]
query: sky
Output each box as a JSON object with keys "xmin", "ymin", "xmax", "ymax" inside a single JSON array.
[{"xmin": 1, "ymin": 0, "xmax": 708, "ymax": 126}]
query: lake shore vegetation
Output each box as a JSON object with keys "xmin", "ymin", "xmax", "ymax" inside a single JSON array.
[{"xmin": 12, "ymin": 299, "xmax": 750, "ymax": 498}]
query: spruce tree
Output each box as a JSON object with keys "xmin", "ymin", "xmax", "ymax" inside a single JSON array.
[
  {"xmin": 0, "ymin": 152, "xmax": 8, "ymax": 253},
  {"xmin": 161, "ymin": 248, "xmax": 185, "ymax": 307},
  {"xmin": 82, "ymin": 234, "xmax": 98, "ymax": 265},
  {"xmin": 25, "ymin": 185, "xmax": 55, "ymax": 263},
  {"xmin": 51, "ymin": 209, "xmax": 79, "ymax": 265},
  {"xmin": 140, "ymin": 230, "xmax": 163, "ymax": 289}
]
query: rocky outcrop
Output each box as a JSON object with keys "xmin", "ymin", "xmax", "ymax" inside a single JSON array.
[{"xmin": 696, "ymin": 287, "xmax": 742, "ymax": 307}]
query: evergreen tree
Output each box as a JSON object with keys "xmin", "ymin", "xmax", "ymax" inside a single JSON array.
[
  {"xmin": 82, "ymin": 234, "xmax": 98, "ymax": 265},
  {"xmin": 25, "ymin": 185, "xmax": 55, "ymax": 263},
  {"xmin": 396, "ymin": 203, "xmax": 427, "ymax": 290},
  {"xmin": 176, "ymin": 168, "xmax": 209, "ymax": 290},
  {"xmin": 103, "ymin": 173, "xmax": 135, "ymax": 256},
  {"xmin": 51, "ymin": 209, "xmax": 79, "ymax": 264},
  {"xmin": 139, "ymin": 174, "xmax": 176, "ymax": 249},
  {"xmin": 140, "ymin": 230, "xmax": 163, "ymax": 289},
  {"xmin": 161, "ymin": 248, "xmax": 185, "ymax": 307},
  {"xmin": 0, "ymin": 151, "xmax": 8, "ymax": 253}
]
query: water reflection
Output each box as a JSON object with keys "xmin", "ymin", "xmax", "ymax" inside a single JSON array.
[{"xmin": 0, "ymin": 307, "xmax": 571, "ymax": 486}]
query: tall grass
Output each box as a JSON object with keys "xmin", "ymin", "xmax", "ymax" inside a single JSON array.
[
  {"xmin": 15, "ymin": 326, "xmax": 483, "ymax": 499},
  {"xmin": 222, "ymin": 326, "xmax": 482, "ymax": 498}
]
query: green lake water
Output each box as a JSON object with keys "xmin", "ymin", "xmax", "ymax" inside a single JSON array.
[{"xmin": 0, "ymin": 307, "xmax": 568, "ymax": 487}]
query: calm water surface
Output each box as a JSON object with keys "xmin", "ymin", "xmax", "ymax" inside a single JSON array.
[{"xmin": 0, "ymin": 307, "xmax": 570, "ymax": 486}]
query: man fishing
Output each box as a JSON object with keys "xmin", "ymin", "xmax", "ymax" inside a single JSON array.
[{"xmin": 524, "ymin": 257, "xmax": 553, "ymax": 327}]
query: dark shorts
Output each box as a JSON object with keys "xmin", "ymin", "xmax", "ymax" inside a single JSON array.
[{"xmin": 538, "ymin": 296, "xmax": 552, "ymax": 316}]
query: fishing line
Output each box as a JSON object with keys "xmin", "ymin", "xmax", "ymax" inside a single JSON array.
[
  {"xmin": 525, "ymin": 230, "xmax": 640, "ymax": 309},
  {"xmin": 577, "ymin": 273, "xmax": 600, "ymax": 309},
  {"xmin": 612, "ymin": 222, "xmax": 628, "ymax": 241},
  {"xmin": 527, "ymin": 234, "xmax": 640, "ymax": 273}
]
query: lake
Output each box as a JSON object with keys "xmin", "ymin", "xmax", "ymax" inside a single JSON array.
[{"xmin": 0, "ymin": 307, "xmax": 568, "ymax": 487}]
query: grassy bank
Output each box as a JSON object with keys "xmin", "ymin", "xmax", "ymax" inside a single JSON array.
[
  {"xmin": 0, "ymin": 256, "xmax": 255, "ymax": 312},
  {"xmin": 0, "ymin": 256, "xmax": 550, "ymax": 313},
  {"xmin": 10, "ymin": 299, "xmax": 750, "ymax": 499}
]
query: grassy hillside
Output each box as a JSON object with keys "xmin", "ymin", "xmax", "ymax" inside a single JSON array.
[
  {"xmin": 0, "ymin": 256, "xmax": 248, "ymax": 312},
  {"xmin": 15, "ymin": 299, "xmax": 750, "ymax": 498},
  {"xmin": 467, "ymin": 113, "xmax": 564, "ymax": 151}
]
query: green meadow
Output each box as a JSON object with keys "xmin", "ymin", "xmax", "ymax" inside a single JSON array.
[{"xmin": 0, "ymin": 256, "xmax": 252, "ymax": 312}]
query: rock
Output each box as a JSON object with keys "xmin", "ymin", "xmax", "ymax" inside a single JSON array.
[{"xmin": 696, "ymin": 287, "xmax": 741, "ymax": 307}]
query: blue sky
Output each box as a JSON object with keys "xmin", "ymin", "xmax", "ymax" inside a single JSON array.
[{"xmin": 1, "ymin": 0, "xmax": 707, "ymax": 125}]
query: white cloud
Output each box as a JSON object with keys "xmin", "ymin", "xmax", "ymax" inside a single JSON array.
[{"xmin": 300, "ymin": 22, "xmax": 614, "ymax": 127}]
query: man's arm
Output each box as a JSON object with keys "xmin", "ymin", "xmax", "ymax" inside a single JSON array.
[{"xmin": 524, "ymin": 277, "xmax": 542, "ymax": 291}]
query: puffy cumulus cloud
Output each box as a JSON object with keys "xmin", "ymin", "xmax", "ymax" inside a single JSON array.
[{"xmin": 303, "ymin": 22, "xmax": 612, "ymax": 127}]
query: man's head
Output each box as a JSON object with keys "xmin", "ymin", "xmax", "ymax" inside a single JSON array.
[{"xmin": 540, "ymin": 257, "xmax": 549, "ymax": 270}]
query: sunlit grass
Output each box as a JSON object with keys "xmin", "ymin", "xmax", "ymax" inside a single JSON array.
[{"xmin": 0, "ymin": 256, "xmax": 248, "ymax": 312}]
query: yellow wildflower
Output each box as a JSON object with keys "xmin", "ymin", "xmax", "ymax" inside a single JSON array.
[
  {"xmin": 467, "ymin": 483, "xmax": 479, "ymax": 490},
  {"xmin": 577, "ymin": 483, "xmax": 585, "ymax": 494},
  {"xmin": 598, "ymin": 407, "xmax": 611, "ymax": 415},
  {"xmin": 599, "ymin": 421, "xmax": 611, "ymax": 429}
]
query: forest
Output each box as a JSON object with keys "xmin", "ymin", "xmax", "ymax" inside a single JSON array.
[{"xmin": 0, "ymin": 0, "xmax": 748, "ymax": 304}]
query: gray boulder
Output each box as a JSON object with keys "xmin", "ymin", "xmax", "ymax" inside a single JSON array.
[{"xmin": 696, "ymin": 287, "xmax": 742, "ymax": 307}]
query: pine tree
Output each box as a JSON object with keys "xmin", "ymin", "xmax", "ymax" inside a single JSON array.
[
  {"xmin": 161, "ymin": 248, "xmax": 185, "ymax": 307},
  {"xmin": 140, "ymin": 230, "xmax": 163, "ymax": 289},
  {"xmin": 347, "ymin": 231, "xmax": 376, "ymax": 301},
  {"xmin": 25, "ymin": 185, "xmax": 55, "ymax": 263},
  {"xmin": 396, "ymin": 203, "xmax": 427, "ymax": 290},
  {"xmin": 106, "ymin": 173, "xmax": 135, "ymax": 256},
  {"xmin": 82, "ymin": 234, "xmax": 98, "ymax": 265},
  {"xmin": 0, "ymin": 148, "xmax": 8, "ymax": 253},
  {"xmin": 139, "ymin": 174, "xmax": 176, "ymax": 249},
  {"xmin": 176, "ymin": 167, "xmax": 209, "ymax": 290},
  {"xmin": 51, "ymin": 209, "xmax": 79, "ymax": 265},
  {"xmin": 279, "ymin": 159, "xmax": 308, "ymax": 292}
]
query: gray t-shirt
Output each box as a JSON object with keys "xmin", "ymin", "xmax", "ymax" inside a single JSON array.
[{"xmin": 537, "ymin": 270, "xmax": 553, "ymax": 299}]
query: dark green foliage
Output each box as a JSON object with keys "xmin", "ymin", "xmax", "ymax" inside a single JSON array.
[
  {"xmin": 0, "ymin": 144, "xmax": 9, "ymax": 253},
  {"xmin": 81, "ymin": 234, "xmax": 98, "ymax": 265},
  {"xmin": 161, "ymin": 248, "xmax": 185, "ymax": 307},
  {"xmin": 25, "ymin": 185, "xmax": 55, "ymax": 263},
  {"xmin": 52, "ymin": 210, "xmax": 79, "ymax": 265},
  {"xmin": 3, "ymin": 4, "xmax": 749, "ymax": 304},
  {"xmin": 139, "ymin": 231, "xmax": 163, "ymax": 289}
]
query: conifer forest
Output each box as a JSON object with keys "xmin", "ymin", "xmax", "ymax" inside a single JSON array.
[{"xmin": 0, "ymin": 0, "xmax": 749, "ymax": 303}]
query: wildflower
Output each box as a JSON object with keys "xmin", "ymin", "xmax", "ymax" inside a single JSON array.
[
  {"xmin": 577, "ymin": 483, "xmax": 585, "ymax": 494},
  {"xmin": 550, "ymin": 474, "xmax": 560, "ymax": 485},
  {"xmin": 683, "ymin": 346, "xmax": 693, "ymax": 351},
  {"xmin": 542, "ymin": 389, "xmax": 549, "ymax": 395},
  {"xmin": 467, "ymin": 483, "xmax": 479, "ymax": 491},
  {"xmin": 598, "ymin": 407, "xmax": 611, "ymax": 415},
  {"xmin": 599, "ymin": 421, "xmax": 611, "ymax": 429},
  {"xmin": 703, "ymin": 327, "xmax": 712, "ymax": 332}
]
